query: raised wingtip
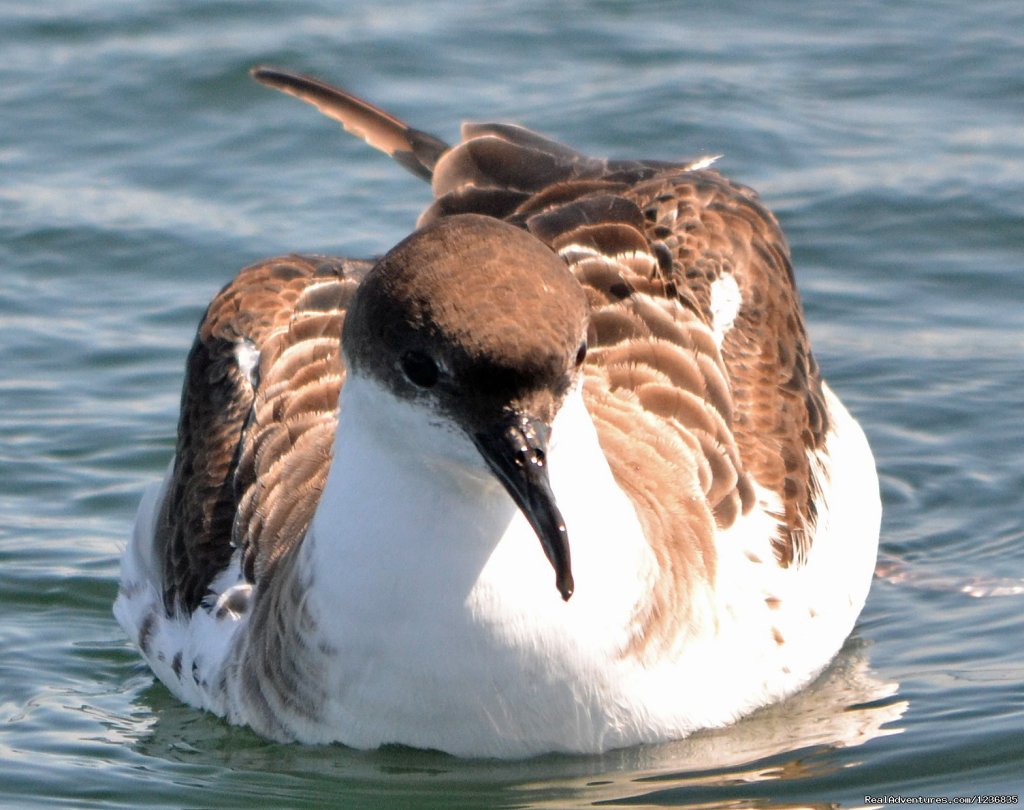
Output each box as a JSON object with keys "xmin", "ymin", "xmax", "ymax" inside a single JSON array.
[
  {"xmin": 249, "ymin": 64, "xmax": 276, "ymax": 81},
  {"xmin": 249, "ymin": 65, "xmax": 307, "ymax": 90},
  {"xmin": 248, "ymin": 65, "xmax": 447, "ymax": 182},
  {"xmin": 250, "ymin": 65, "xmax": 277, "ymax": 85}
]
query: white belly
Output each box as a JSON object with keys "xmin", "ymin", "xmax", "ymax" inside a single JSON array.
[{"xmin": 120, "ymin": 378, "xmax": 879, "ymax": 758}]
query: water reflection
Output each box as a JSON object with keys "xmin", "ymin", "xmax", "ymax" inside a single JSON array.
[
  {"xmin": 122, "ymin": 635, "xmax": 905, "ymax": 808},
  {"xmin": 516, "ymin": 637, "xmax": 905, "ymax": 807}
]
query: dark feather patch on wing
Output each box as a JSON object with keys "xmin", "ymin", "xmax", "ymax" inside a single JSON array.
[{"xmin": 156, "ymin": 256, "xmax": 371, "ymax": 614}]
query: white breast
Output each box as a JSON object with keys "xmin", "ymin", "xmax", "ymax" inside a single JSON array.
[{"xmin": 269, "ymin": 376, "xmax": 657, "ymax": 754}]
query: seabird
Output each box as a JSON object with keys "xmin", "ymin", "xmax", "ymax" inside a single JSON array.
[{"xmin": 115, "ymin": 67, "xmax": 881, "ymax": 758}]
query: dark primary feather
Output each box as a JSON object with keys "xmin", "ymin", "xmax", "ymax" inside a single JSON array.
[{"xmin": 251, "ymin": 66, "xmax": 447, "ymax": 180}]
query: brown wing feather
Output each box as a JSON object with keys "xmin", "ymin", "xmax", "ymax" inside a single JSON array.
[
  {"xmin": 649, "ymin": 172, "xmax": 831, "ymax": 566},
  {"xmin": 157, "ymin": 255, "xmax": 370, "ymax": 613},
  {"xmin": 514, "ymin": 167, "xmax": 826, "ymax": 653}
]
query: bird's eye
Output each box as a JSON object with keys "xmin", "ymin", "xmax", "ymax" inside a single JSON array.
[
  {"xmin": 400, "ymin": 350, "xmax": 439, "ymax": 388},
  {"xmin": 574, "ymin": 340, "xmax": 588, "ymax": 367}
]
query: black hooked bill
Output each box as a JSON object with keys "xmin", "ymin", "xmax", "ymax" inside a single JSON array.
[{"xmin": 472, "ymin": 414, "xmax": 574, "ymax": 601}]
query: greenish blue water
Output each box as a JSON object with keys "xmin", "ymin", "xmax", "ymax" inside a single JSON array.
[{"xmin": 2, "ymin": 1, "xmax": 1022, "ymax": 807}]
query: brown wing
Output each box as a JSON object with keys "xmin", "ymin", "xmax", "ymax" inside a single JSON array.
[
  {"xmin": 609, "ymin": 168, "xmax": 830, "ymax": 567},
  {"xmin": 156, "ymin": 255, "xmax": 371, "ymax": 613}
]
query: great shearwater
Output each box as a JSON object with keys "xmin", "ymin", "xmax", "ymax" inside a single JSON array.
[{"xmin": 115, "ymin": 67, "xmax": 881, "ymax": 758}]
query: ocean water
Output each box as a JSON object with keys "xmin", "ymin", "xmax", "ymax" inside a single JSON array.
[{"xmin": 2, "ymin": 0, "xmax": 1022, "ymax": 807}]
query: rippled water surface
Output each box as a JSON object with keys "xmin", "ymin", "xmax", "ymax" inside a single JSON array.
[{"xmin": 2, "ymin": 1, "xmax": 1022, "ymax": 807}]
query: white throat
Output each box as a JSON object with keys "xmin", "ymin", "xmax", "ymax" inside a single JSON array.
[
  {"xmin": 307, "ymin": 373, "xmax": 651, "ymax": 617},
  {"xmin": 308, "ymin": 374, "xmax": 519, "ymax": 612}
]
